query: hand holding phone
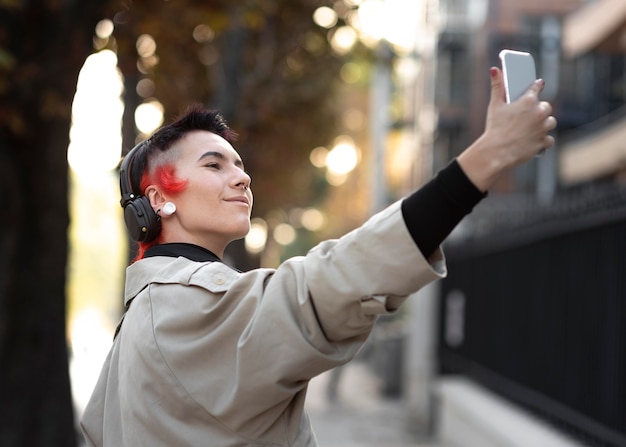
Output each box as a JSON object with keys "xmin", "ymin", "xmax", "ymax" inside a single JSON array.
[{"xmin": 499, "ymin": 50, "xmax": 537, "ymax": 103}]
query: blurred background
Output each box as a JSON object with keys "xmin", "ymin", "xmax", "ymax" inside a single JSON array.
[{"xmin": 0, "ymin": 0, "xmax": 625, "ymax": 446}]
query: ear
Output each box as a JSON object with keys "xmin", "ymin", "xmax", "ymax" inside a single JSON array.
[{"xmin": 145, "ymin": 185, "xmax": 167, "ymax": 212}]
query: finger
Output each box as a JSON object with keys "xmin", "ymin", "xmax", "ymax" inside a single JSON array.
[
  {"xmin": 534, "ymin": 135, "xmax": 554, "ymax": 158},
  {"xmin": 543, "ymin": 134, "xmax": 555, "ymax": 149},
  {"xmin": 488, "ymin": 67, "xmax": 506, "ymax": 106},
  {"xmin": 538, "ymin": 101, "xmax": 552, "ymax": 117},
  {"xmin": 525, "ymin": 78, "xmax": 546, "ymax": 98},
  {"xmin": 544, "ymin": 115, "xmax": 557, "ymax": 132}
]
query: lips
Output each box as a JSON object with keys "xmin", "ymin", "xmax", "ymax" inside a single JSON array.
[{"xmin": 224, "ymin": 195, "xmax": 250, "ymax": 206}]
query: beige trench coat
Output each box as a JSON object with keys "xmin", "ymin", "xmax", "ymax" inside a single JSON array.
[{"xmin": 80, "ymin": 200, "xmax": 446, "ymax": 446}]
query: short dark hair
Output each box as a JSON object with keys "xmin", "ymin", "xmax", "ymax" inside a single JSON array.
[
  {"xmin": 149, "ymin": 103, "xmax": 238, "ymax": 151},
  {"xmin": 127, "ymin": 104, "xmax": 237, "ymax": 196}
]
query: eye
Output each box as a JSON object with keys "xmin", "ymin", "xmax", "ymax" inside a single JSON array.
[{"xmin": 205, "ymin": 162, "xmax": 220, "ymax": 169}]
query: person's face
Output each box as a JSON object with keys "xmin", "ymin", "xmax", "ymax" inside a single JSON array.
[{"xmin": 157, "ymin": 130, "xmax": 253, "ymax": 252}]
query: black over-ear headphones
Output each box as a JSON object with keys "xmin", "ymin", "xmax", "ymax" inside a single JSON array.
[{"xmin": 119, "ymin": 141, "xmax": 161, "ymax": 242}]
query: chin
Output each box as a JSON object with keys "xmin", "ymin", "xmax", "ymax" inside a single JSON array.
[{"xmin": 232, "ymin": 225, "xmax": 251, "ymax": 241}]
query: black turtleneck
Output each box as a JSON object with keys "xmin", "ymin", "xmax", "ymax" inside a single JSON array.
[{"xmin": 144, "ymin": 243, "xmax": 222, "ymax": 263}]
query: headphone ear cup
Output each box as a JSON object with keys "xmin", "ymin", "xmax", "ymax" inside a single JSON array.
[{"xmin": 123, "ymin": 196, "xmax": 161, "ymax": 242}]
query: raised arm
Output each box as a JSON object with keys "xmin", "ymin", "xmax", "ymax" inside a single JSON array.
[
  {"xmin": 401, "ymin": 67, "xmax": 556, "ymax": 260},
  {"xmin": 457, "ymin": 67, "xmax": 556, "ymax": 193}
]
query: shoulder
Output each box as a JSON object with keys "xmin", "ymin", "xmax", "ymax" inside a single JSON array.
[{"xmin": 127, "ymin": 256, "xmax": 280, "ymax": 298}]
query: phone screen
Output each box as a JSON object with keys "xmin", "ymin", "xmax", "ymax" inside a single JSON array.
[{"xmin": 499, "ymin": 50, "xmax": 537, "ymax": 103}]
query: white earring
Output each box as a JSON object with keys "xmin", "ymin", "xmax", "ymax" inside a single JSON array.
[{"xmin": 161, "ymin": 202, "xmax": 176, "ymax": 216}]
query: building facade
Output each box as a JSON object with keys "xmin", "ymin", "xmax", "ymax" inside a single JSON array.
[{"xmin": 403, "ymin": 1, "xmax": 626, "ymax": 446}]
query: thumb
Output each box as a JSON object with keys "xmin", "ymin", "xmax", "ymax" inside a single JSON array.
[
  {"xmin": 525, "ymin": 77, "xmax": 546, "ymax": 98},
  {"xmin": 489, "ymin": 67, "xmax": 506, "ymax": 106}
]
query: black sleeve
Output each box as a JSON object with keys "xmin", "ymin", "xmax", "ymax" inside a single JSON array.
[{"xmin": 401, "ymin": 159, "xmax": 486, "ymax": 259}]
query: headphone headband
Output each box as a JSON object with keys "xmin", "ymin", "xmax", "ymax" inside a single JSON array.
[
  {"xmin": 119, "ymin": 140, "xmax": 161, "ymax": 242},
  {"xmin": 119, "ymin": 141, "xmax": 146, "ymax": 206}
]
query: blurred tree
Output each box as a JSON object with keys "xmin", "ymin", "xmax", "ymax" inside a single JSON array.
[
  {"xmin": 0, "ymin": 0, "xmax": 349, "ymax": 445},
  {"xmin": 0, "ymin": 1, "xmax": 112, "ymax": 446}
]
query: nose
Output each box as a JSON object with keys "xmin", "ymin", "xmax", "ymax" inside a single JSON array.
[{"xmin": 234, "ymin": 170, "xmax": 251, "ymax": 191}]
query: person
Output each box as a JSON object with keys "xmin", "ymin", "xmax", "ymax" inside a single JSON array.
[{"xmin": 80, "ymin": 67, "xmax": 556, "ymax": 446}]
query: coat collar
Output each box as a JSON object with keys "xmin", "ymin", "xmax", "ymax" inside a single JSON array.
[
  {"xmin": 124, "ymin": 244, "xmax": 243, "ymax": 309},
  {"xmin": 144, "ymin": 243, "xmax": 221, "ymax": 263}
]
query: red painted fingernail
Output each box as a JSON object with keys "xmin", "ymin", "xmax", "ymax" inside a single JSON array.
[{"xmin": 490, "ymin": 67, "xmax": 498, "ymax": 78}]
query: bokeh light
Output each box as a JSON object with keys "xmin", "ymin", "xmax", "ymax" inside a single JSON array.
[
  {"xmin": 136, "ymin": 34, "xmax": 157, "ymax": 58},
  {"xmin": 135, "ymin": 100, "xmax": 164, "ymax": 135},
  {"xmin": 245, "ymin": 218, "xmax": 268, "ymax": 254},
  {"xmin": 193, "ymin": 24, "xmax": 215, "ymax": 43},
  {"xmin": 347, "ymin": 0, "xmax": 418, "ymax": 53},
  {"xmin": 67, "ymin": 49, "xmax": 127, "ymax": 418},
  {"xmin": 67, "ymin": 50, "xmax": 124, "ymax": 175},
  {"xmin": 340, "ymin": 62, "xmax": 364, "ymax": 84},
  {"xmin": 95, "ymin": 19, "xmax": 114, "ymax": 39},
  {"xmin": 136, "ymin": 78, "xmax": 156, "ymax": 98},
  {"xmin": 330, "ymin": 26, "xmax": 358, "ymax": 54},
  {"xmin": 274, "ymin": 223, "xmax": 297, "ymax": 245},
  {"xmin": 326, "ymin": 136, "xmax": 359, "ymax": 175},
  {"xmin": 310, "ymin": 146, "xmax": 329, "ymax": 168},
  {"xmin": 301, "ymin": 208, "xmax": 326, "ymax": 231},
  {"xmin": 313, "ymin": 6, "xmax": 338, "ymax": 28},
  {"xmin": 355, "ymin": 0, "xmax": 387, "ymax": 42}
]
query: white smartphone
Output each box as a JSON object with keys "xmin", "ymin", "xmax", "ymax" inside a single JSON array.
[{"xmin": 499, "ymin": 50, "xmax": 537, "ymax": 103}]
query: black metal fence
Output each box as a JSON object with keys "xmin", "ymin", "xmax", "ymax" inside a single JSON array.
[{"xmin": 438, "ymin": 187, "xmax": 626, "ymax": 447}]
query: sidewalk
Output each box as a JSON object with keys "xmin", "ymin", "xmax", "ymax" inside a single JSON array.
[{"xmin": 305, "ymin": 361, "xmax": 448, "ymax": 447}]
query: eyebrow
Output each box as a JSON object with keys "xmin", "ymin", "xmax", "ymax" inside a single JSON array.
[{"xmin": 198, "ymin": 151, "xmax": 245, "ymax": 169}]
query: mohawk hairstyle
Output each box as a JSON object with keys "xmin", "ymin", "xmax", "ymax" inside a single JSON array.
[{"xmin": 149, "ymin": 104, "xmax": 238, "ymax": 152}]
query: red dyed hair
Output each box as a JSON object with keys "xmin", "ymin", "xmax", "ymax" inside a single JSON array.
[{"xmin": 133, "ymin": 164, "xmax": 188, "ymax": 261}]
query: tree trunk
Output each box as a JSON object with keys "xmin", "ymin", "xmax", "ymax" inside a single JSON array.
[{"xmin": 0, "ymin": 1, "xmax": 111, "ymax": 445}]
